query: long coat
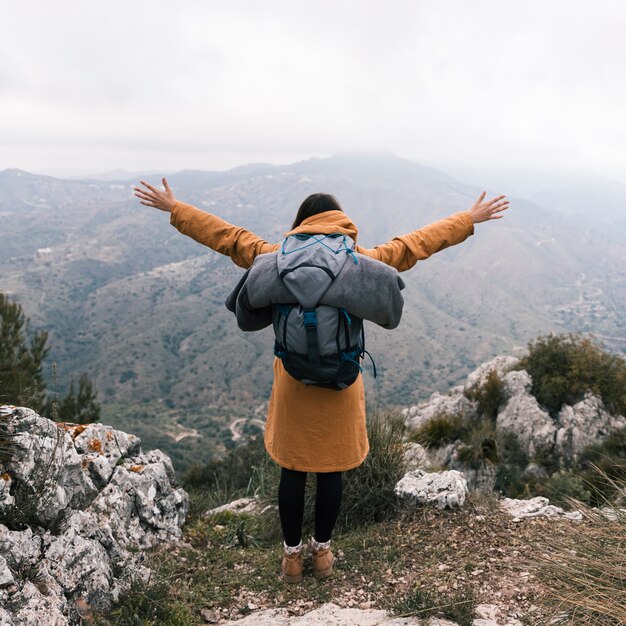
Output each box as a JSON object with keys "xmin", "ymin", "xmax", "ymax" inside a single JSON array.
[{"xmin": 170, "ymin": 202, "xmax": 474, "ymax": 472}]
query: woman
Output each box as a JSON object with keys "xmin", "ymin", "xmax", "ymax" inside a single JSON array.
[{"xmin": 134, "ymin": 178, "xmax": 509, "ymax": 583}]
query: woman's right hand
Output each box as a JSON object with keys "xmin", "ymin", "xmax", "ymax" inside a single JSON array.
[
  {"xmin": 468, "ymin": 191, "xmax": 510, "ymax": 224},
  {"xmin": 134, "ymin": 178, "xmax": 177, "ymax": 213}
]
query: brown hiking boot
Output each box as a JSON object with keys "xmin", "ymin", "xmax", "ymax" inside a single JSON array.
[
  {"xmin": 309, "ymin": 538, "xmax": 335, "ymax": 579},
  {"xmin": 281, "ymin": 545, "xmax": 303, "ymax": 583}
]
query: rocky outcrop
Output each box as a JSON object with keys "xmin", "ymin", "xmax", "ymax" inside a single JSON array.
[
  {"xmin": 402, "ymin": 355, "xmax": 626, "ymax": 480},
  {"xmin": 0, "ymin": 405, "xmax": 189, "ymax": 626},
  {"xmin": 556, "ymin": 393, "xmax": 626, "ymax": 463},
  {"xmin": 395, "ymin": 469, "xmax": 468, "ymax": 509},
  {"xmin": 464, "ymin": 356, "xmax": 519, "ymax": 392},
  {"xmin": 496, "ymin": 370, "xmax": 556, "ymax": 458},
  {"xmin": 402, "ymin": 390, "xmax": 477, "ymax": 431}
]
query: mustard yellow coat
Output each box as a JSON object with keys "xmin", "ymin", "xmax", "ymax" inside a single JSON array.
[{"xmin": 170, "ymin": 202, "xmax": 474, "ymax": 472}]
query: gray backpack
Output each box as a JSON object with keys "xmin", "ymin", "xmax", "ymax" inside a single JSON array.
[{"xmin": 272, "ymin": 233, "xmax": 376, "ymax": 390}]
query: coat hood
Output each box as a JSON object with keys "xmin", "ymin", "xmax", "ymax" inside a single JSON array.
[{"xmin": 284, "ymin": 210, "xmax": 359, "ymax": 243}]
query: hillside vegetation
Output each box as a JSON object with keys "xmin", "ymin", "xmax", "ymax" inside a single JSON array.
[{"xmin": 1, "ymin": 155, "xmax": 625, "ymax": 476}]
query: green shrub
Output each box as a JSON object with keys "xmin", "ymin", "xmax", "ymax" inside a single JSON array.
[
  {"xmin": 465, "ymin": 369, "xmax": 506, "ymax": 422},
  {"xmin": 339, "ymin": 410, "xmax": 407, "ymax": 528},
  {"xmin": 575, "ymin": 428, "xmax": 626, "ymax": 506},
  {"xmin": 544, "ymin": 470, "xmax": 593, "ymax": 508},
  {"xmin": 182, "ymin": 435, "xmax": 266, "ymax": 493},
  {"xmin": 393, "ymin": 586, "xmax": 476, "ymax": 625},
  {"xmin": 517, "ymin": 333, "xmax": 626, "ymax": 416},
  {"xmin": 530, "ymin": 446, "xmax": 562, "ymax": 477},
  {"xmin": 410, "ymin": 413, "xmax": 468, "ymax": 448},
  {"xmin": 493, "ymin": 432, "xmax": 529, "ymax": 496},
  {"xmin": 94, "ymin": 575, "xmax": 193, "ymax": 625},
  {"xmin": 456, "ymin": 421, "xmax": 498, "ymax": 469}
]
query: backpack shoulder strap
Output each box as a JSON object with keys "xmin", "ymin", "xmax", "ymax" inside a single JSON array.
[{"xmin": 302, "ymin": 308, "xmax": 321, "ymax": 366}]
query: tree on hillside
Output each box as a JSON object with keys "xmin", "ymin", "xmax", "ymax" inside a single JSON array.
[
  {"xmin": 0, "ymin": 292, "xmax": 100, "ymax": 423},
  {"xmin": 48, "ymin": 373, "xmax": 100, "ymax": 424},
  {"xmin": 0, "ymin": 293, "xmax": 49, "ymax": 412}
]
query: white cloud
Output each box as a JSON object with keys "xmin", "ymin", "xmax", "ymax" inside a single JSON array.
[{"xmin": 1, "ymin": 0, "xmax": 625, "ymax": 180}]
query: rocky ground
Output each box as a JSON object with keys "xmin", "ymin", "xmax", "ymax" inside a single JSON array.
[{"xmin": 135, "ymin": 490, "xmax": 586, "ymax": 626}]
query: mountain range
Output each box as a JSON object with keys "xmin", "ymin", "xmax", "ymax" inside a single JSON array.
[{"xmin": 1, "ymin": 154, "xmax": 624, "ymax": 473}]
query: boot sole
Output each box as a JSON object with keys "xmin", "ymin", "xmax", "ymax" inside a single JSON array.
[{"xmin": 282, "ymin": 572, "xmax": 303, "ymax": 583}]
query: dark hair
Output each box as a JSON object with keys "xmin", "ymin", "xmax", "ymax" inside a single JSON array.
[{"xmin": 291, "ymin": 193, "xmax": 343, "ymax": 229}]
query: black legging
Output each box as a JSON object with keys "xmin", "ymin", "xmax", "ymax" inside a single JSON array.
[{"xmin": 278, "ymin": 468, "xmax": 343, "ymax": 546}]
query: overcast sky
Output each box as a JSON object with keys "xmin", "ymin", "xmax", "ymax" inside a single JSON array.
[{"xmin": 1, "ymin": 1, "xmax": 625, "ymax": 180}]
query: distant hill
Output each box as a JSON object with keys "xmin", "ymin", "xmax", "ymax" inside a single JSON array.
[{"xmin": 1, "ymin": 154, "xmax": 625, "ymax": 471}]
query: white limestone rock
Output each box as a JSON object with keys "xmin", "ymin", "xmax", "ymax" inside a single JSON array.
[
  {"xmin": 455, "ymin": 464, "xmax": 497, "ymax": 493},
  {"xmin": 0, "ymin": 555, "xmax": 14, "ymax": 588},
  {"xmin": 0, "ymin": 404, "xmax": 188, "ymax": 625},
  {"xmin": 464, "ymin": 356, "xmax": 519, "ymax": 392},
  {"xmin": 72, "ymin": 422, "xmax": 141, "ymax": 489},
  {"xmin": 205, "ymin": 497, "xmax": 260, "ymax": 517},
  {"xmin": 595, "ymin": 507, "xmax": 626, "ymax": 521},
  {"xmin": 522, "ymin": 463, "xmax": 548, "ymax": 481},
  {"xmin": 86, "ymin": 449, "xmax": 188, "ymax": 550},
  {"xmin": 0, "ymin": 525, "xmax": 42, "ymax": 571},
  {"xmin": 500, "ymin": 497, "xmax": 583, "ymax": 521},
  {"xmin": 556, "ymin": 393, "xmax": 626, "ymax": 461},
  {"xmin": 496, "ymin": 389, "xmax": 556, "ymax": 458},
  {"xmin": 0, "ymin": 407, "xmax": 99, "ymax": 526},
  {"xmin": 473, "ymin": 603, "xmax": 524, "ymax": 626},
  {"xmin": 0, "ymin": 472, "xmax": 14, "ymax": 512},
  {"xmin": 403, "ymin": 391, "xmax": 477, "ymax": 431},
  {"xmin": 4, "ymin": 580, "xmax": 69, "ymax": 626},
  {"xmin": 0, "ymin": 607, "xmax": 14, "ymax": 626},
  {"xmin": 428, "ymin": 442, "xmax": 461, "ymax": 469},
  {"xmin": 403, "ymin": 442, "xmax": 433, "ymax": 471},
  {"xmin": 220, "ymin": 602, "xmax": 442, "ymax": 625},
  {"xmin": 395, "ymin": 469, "xmax": 468, "ymax": 509},
  {"xmin": 501, "ymin": 369, "xmax": 532, "ymax": 398}
]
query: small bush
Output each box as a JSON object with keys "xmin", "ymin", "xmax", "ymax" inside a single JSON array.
[
  {"xmin": 493, "ymin": 432, "xmax": 529, "ymax": 496},
  {"xmin": 393, "ymin": 586, "xmax": 476, "ymax": 626},
  {"xmin": 410, "ymin": 413, "xmax": 468, "ymax": 448},
  {"xmin": 465, "ymin": 369, "xmax": 506, "ymax": 422},
  {"xmin": 544, "ymin": 470, "xmax": 593, "ymax": 508},
  {"xmin": 530, "ymin": 445, "xmax": 562, "ymax": 477},
  {"xmin": 339, "ymin": 410, "xmax": 407, "ymax": 528},
  {"xmin": 575, "ymin": 428, "xmax": 626, "ymax": 506},
  {"xmin": 182, "ymin": 435, "xmax": 266, "ymax": 493},
  {"xmin": 94, "ymin": 575, "xmax": 193, "ymax": 625},
  {"xmin": 517, "ymin": 333, "xmax": 626, "ymax": 416},
  {"xmin": 456, "ymin": 421, "xmax": 498, "ymax": 469}
]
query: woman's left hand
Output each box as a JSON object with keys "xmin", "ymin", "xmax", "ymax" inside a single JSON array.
[{"xmin": 469, "ymin": 191, "xmax": 510, "ymax": 224}]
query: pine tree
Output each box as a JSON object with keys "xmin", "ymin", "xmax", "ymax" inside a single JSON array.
[
  {"xmin": 0, "ymin": 292, "xmax": 100, "ymax": 423},
  {"xmin": 52, "ymin": 374, "xmax": 101, "ymax": 424},
  {"xmin": 0, "ymin": 293, "xmax": 49, "ymax": 411}
]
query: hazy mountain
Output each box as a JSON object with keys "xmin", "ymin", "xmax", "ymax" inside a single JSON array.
[
  {"xmin": 2, "ymin": 154, "xmax": 625, "ymax": 472},
  {"xmin": 439, "ymin": 165, "xmax": 626, "ymax": 222}
]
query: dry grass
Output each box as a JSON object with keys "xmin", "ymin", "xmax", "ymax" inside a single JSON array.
[{"xmin": 524, "ymin": 466, "xmax": 625, "ymax": 625}]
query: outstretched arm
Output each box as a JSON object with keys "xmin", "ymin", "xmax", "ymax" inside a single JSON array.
[
  {"xmin": 356, "ymin": 192, "xmax": 509, "ymax": 272},
  {"xmin": 134, "ymin": 178, "xmax": 278, "ymax": 269}
]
